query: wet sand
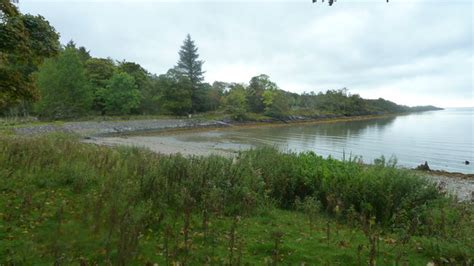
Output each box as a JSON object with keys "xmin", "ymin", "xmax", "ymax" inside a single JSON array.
[{"xmin": 84, "ymin": 135, "xmax": 240, "ymax": 157}]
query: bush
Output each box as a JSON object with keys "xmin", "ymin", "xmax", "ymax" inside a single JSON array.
[{"xmin": 239, "ymin": 147, "xmax": 442, "ymax": 225}]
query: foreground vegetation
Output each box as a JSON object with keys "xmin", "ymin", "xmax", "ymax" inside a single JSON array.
[{"xmin": 0, "ymin": 134, "xmax": 472, "ymax": 265}]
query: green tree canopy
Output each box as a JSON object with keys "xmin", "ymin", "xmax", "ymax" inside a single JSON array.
[
  {"xmin": 99, "ymin": 71, "xmax": 141, "ymax": 115},
  {"xmin": 204, "ymin": 81, "xmax": 227, "ymax": 111},
  {"xmin": 246, "ymin": 74, "xmax": 278, "ymax": 113},
  {"xmin": 224, "ymin": 84, "xmax": 248, "ymax": 121},
  {"xmin": 158, "ymin": 68, "xmax": 192, "ymax": 115},
  {"xmin": 84, "ymin": 58, "xmax": 116, "ymax": 113},
  {"xmin": 139, "ymin": 74, "xmax": 163, "ymax": 114},
  {"xmin": 85, "ymin": 58, "xmax": 116, "ymax": 89},
  {"xmin": 263, "ymin": 89, "xmax": 290, "ymax": 118},
  {"xmin": 35, "ymin": 47, "xmax": 92, "ymax": 119},
  {"xmin": 175, "ymin": 34, "xmax": 205, "ymax": 113},
  {"xmin": 1, "ymin": 1, "xmax": 60, "ymax": 110},
  {"xmin": 117, "ymin": 61, "xmax": 150, "ymax": 90},
  {"xmin": 65, "ymin": 40, "xmax": 91, "ymax": 63},
  {"xmin": 117, "ymin": 61, "xmax": 159, "ymax": 114}
]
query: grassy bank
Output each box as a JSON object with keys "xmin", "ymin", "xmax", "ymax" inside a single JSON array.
[{"xmin": 1, "ymin": 134, "xmax": 472, "ymax": 265}]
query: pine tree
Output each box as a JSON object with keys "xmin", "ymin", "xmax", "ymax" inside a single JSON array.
[{"xmin": 175, "ymin": 34, "xmax": 205, "ymax": 113}]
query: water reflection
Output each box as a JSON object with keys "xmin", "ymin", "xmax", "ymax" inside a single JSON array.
[
  {"xmin": 246, "ymin": 116, "xmax": 398, "ymax": 144},
  {"xmin": 171, "ymin": 109, "xmax": 473, "ymax": 173}
]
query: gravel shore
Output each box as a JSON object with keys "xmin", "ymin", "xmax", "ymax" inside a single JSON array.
[
  {"xmin": 11, "ymin": 114, "xmax": 396, "ymax": 136},
  {"xmin": 424, "ymin": 173, "xmax": 474, "ymax": 202},
  {"xmin": 13, "ymin": 118, "xmax": 231, "ymax": 136}
]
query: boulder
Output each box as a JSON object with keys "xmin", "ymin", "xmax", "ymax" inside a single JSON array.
[{"xmin": 416, "ymin": 161, "xmax": 430, "ymax": 171}]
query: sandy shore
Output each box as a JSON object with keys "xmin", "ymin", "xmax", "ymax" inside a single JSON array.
[{"xmin": 84, "ymin": 135, "xmax": 239, "ymax": 157}]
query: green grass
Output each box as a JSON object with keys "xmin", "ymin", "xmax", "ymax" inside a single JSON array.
[{"xmin": 0, "ymin": 134, "xmax": 472, "ymax": 265}]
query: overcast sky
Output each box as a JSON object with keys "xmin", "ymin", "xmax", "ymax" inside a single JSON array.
[{"xmin": 20, "ymin": 0, "xmax": 473, "ymax": 107}]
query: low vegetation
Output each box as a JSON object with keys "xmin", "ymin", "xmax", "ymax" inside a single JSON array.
[{"xmin": 1, "ymin": 134, "xmax": 472, "ymax": 264}]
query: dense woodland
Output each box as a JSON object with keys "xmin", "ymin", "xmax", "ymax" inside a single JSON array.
[{"xmin": 1, "ymin": 1, "xmax": 439, "ymax": 121}]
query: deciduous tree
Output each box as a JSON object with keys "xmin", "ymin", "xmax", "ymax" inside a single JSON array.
[
  {"xmin": 118, "ymin": 61, "xmax": 150, "ymax": 91},
  {"xmin": 84, "ymin": 58, "xmax": 116, "ymax": 113},
  {"xmin": 99, "ymin": 71, "xmax": 141, "ymax": 115},
  {"xmin": 224, "ymin": 84, "xmax": 248, "ymax": 121},
  {"xmin": 35, "ymin": 47, "xmax": 92, "ymax": 118},
  {"xmin": 158, "ymin": 68, "xmax": 192, "ymax": 115},
  {"xmin": 65, "ymin": 40, "xmax": 91, "ymax": 63},
  {"xmin": 0, "ymin": 0, "xmax": 60, "ymax": 110},
  {"xmin": 263, "ymin": 89, "xmax": 290, "ymax": 118},
  {"xmin": 247, "ymin": 74, "xmax": 278, "ymax": 113}
]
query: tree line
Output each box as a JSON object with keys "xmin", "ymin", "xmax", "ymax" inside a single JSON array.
[{"xmin": 1, "ymin": 1, "xmax": 435, "ymax": 120}]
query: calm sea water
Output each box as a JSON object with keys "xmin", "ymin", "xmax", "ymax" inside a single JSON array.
[{"xmin": 171, "ymin": 108, "xmax": 474, "ymax": 173}]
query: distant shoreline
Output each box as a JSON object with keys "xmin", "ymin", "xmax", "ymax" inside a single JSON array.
[
  {"xmin": 105, "ymin": 113, "xmax": 403, "ymax": 137},
  {"xmin": 10, "ymin": 111, "xmax": 436, "ymax": 137}
]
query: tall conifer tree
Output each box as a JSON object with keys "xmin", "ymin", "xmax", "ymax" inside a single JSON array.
[{"xmin": 175, "ymin": 34, "xmax": 204, "ymax": 113}]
